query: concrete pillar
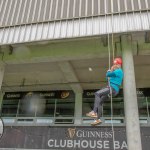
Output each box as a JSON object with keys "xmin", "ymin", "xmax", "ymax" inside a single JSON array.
[
  {"xmin": 0, "ymin": 64, "xmax": 5, "ymax": 112},
  {"xmin": 0, "ymin": 92, "xmax": 4, "ymax": 113},
  {"xmin": 74, "ymin": 92, "xmax": 83, "ymax": 125},
  {"xmin": 121, "ymin": 35, "xmax": 142, "ymax": 150}
]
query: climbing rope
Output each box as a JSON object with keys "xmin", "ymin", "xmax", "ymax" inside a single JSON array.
[
  {"xmin": 107, "ymin": 31, "xmax": 116, "ymax": 150},
  {"xmin": 107, "ymin": 0, "xmax": 115, "ymax": 149},
  {"xmin": 107, "ymin": 33, "xmax": 116, "ymax": 150}
]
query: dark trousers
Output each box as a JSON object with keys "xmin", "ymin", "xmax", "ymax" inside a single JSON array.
[{"xmin": 93, "ymin": 86, "xmax": 118, "ymax": 119}]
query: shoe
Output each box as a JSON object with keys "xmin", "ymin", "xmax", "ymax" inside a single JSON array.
[
  {"xmin": 86, "ymin": 111, "xmax": 97, "ymax": 118},
  {"xmin": 91, "ymin": 119, "xmax": 102, "ymax": 126}
]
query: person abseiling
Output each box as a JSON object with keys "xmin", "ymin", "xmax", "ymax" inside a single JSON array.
[{"xmin": 86, "ymin": 57, "xmax": 124, "ymax": 125}]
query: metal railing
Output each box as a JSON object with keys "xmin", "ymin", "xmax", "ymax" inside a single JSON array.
[{"xmin": 2, "ymin": 116, "xmax": 150, "ymax": 126}]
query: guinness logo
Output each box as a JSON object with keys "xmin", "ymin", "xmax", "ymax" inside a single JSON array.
[
  {"xmin": 61, "ymin": 91, "xmax": 70, "ymax": 99},
  {"xmin": 67, "ymin": 128, "xmax": 76, "ymax": 138}
]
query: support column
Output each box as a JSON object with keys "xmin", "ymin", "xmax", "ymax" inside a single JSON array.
[
  {"xmin": 74, "ymin": 92, "xmax": 82, "ymax": 125},
  {"xmin": 0, "ymin": 64, "xmax": 5, "ymax": 112},
  {"xmin": 121, "ymin": 35, "xmax": 142, "ymax": 150},
  {"xmin": 0, "ymin": 92, "xmax": 4, "ymax": 113}
]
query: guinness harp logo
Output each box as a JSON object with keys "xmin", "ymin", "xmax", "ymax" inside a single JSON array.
[
  {"xmin": 67, "ymin": 128, "xmax": 76, "ymax": 138},
  {"xmin": 61, "ymin": 91, "xmax": 70, "ymax": 99}
]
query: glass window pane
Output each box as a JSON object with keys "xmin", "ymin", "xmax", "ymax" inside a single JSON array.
[
  {"xmin": 82, "ymin": 98, "xmax": 94, "ymax": 117},
  {"xmin": 41, "ymin": 99, "xmax": 55, "ymax": 117},
  {"xmin": 82, "ymin": 96, "xmax": 124, "ymax": 117},
  {"xmin": 55, "ymin": 99, "xmax": 75, "ymax": 117},
  {"xmin": 18, "ymin": 93, "xmax": 46, "ymax": 117},
  {"xmin": 1, "ymin": 100, "xmax": 19, "ymax": 117},
  {"xmin": 147, "ymin": 97, "xmax": 150, "ymax": 117},
  {"xmin": 138, "ymin": 97, "xmax": 148, "ymax": 117},
  {"xmin": 2, "ymin": 91, "xmax": 75, "ymax": 119},
  {"xmin": 102, "ymin": 99, "xmax": 124, "ymax": 117}
]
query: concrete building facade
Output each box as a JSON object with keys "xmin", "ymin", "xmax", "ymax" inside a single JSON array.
[{"xmin": 0, "ymin": 0, "xmax": 150, "ymax": 150}]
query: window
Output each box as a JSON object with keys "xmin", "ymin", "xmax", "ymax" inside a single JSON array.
[
  {"xmin": 102, "ymin": 97, "xmax": 124, "ymax": 117},
  {"xmin": 43, "ymin": 99, "xmax": 55, "ymax": 117},
  {"xmin": 82, "ymin": 89, "xmax": 125, "ymax": 117},
  {"xmin": 55, "ymin": 99, "xmax": 75, "ymax": 117},
  {"xmin": 1, "ymin": 92, "xmax": 21, "ymax": 117},
  {"xmin": 1, "ymin": 91, "xmax": 75, "ymax": 122},
  {"xmin": 1, "ymin": 99, "xmax": 19, "ymax": 117},
  {"xmin": 147, "ymin": 97, "xmax": 150, "ymax": 117},
  {"xmin": 137, "ymin": 88, "xmax": 150, "ymax": 117},
  {"xmin": 138, "ymin": 97, "xmax": 148, "ymax": 117},
  {"xmin": 83, "ymin": 89, "xmax": 150, "ymax": 119}
]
